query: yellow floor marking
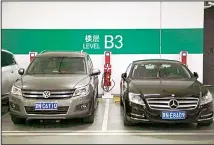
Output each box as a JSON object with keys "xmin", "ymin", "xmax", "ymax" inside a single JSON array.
[
  {"xmin": 113, "ymin": 96, "xmax": 120, "ymax": 103},
  {"xmin": 98, "ymin": 98, "xmax": 102, "ymax": 103}
]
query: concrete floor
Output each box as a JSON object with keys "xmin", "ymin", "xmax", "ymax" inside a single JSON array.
[{"xmin": 2, "ymin": 98, "xmax": 214, "ymax": 144}]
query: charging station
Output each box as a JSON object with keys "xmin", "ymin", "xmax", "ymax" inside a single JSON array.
[
  {"xmin": 29, "ymin": 52, "xmax": 38, "ymax": 62},
  {"xmin": 101, "ymin": 51, "xmax": 115, "ymax": 99},
  {"xmin": 179, "ymin": 51, "xmax": 188, "ymax": 65}
]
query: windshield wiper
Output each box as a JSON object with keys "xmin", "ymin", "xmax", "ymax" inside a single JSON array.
[
  {"xmin": 161, "ymin": 75, "xmax": 183, "ymax": 80},
  {"xmin": 57, "ymin": 72, "xmax": 75, "ymax": 74}
]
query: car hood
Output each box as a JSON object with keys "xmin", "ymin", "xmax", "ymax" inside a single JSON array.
[
  {"xmin": 129, "ymin": 78, "xmax": 205, "ymax": 98},
  {"xmin": 15, "ymin": 74, "xmax": 90, "ymax": 90}
]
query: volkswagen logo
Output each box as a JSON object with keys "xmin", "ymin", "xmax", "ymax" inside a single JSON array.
[
  {"xmin": 169, "ymin": 99, "xmax": 179, "ymax": 109},
  {"xmin": 43, "ymin": 91, "xmax": 51, "ymax": 98}
]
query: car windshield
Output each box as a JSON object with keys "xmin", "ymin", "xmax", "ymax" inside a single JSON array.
[
  {"xmin": 131, "ymin": 62, "xmax": 192, "ymax": 79},
  {"xmin": 26, "ymin": 57, "xmax": 87, "ymax": 74}
]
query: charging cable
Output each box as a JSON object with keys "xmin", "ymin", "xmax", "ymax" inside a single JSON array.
[{"xmin": 101, "ymin": 72, "xmax": 115, "ymax": 92}]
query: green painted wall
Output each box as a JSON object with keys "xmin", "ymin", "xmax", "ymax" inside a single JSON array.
[
  {"xmin": 2, "ymin": 29, "xmax": 203, "ymax": 54},
  {"xmin": 161, "ymin": 29, "xmax": 203, "ymax": 54}
]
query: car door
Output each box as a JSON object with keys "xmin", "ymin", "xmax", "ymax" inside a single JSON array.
[
  {"xmin": 120, "ymin": 63, "xmax": 132, "ymax": 99},
  {"xmin": 1, "ymin": 51, "xmax": 13, "ymax": 98}
]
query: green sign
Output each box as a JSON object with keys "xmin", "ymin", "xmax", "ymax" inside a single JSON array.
[{"xmin": 2, "ymin": 29, "xmax": 203, "ymax": 54}]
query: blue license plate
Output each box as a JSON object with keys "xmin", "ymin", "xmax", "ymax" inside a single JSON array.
[
  {"xmin": 162, "ymin": 111, "xmax": 186, "ymax": 120},
  {"xmin": 35, "ymin": 102, "xmax": 58, "ymax": 110}
]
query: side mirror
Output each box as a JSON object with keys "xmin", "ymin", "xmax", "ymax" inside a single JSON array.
[
  {"xmin": 193, "ymin": 72, "xmax": 199, "ymax": 79},
  {"xmin": 90, "ymin": 69, "xmax": 101, "ymax": 76},
  {"xmin": 121, "ymin": 73, "xmax": 127, "ymax": 80},
  {"xmin": 18, "ymin": 68, "xmax": 25, "ymax": 75}
]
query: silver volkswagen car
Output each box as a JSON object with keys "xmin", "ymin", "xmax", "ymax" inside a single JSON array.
[{"xmin": 9, "ymin": 51, "xmax": 101, "ymax": 124}]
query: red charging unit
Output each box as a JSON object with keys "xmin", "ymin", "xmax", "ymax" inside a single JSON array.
[
  {"xmin": 180, "ymin": 51, "xmax": 188, "ymax": 65},
  {"xmin": 104, "ymin": 51, "xmax": 112, "ymax": 87},
  {"xmin": 29, "ymin": 52, "xmax": 37, "ymax": 62}
]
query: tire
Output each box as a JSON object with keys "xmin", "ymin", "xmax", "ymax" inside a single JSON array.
[
  {"xmin": 96, "ymin": 87, "xmax": 99, "ymax": 106},
  {"xmin": 123, "ymin": 106, "xmax": 133, "ymax": 126},
  {"xmin": 96, "ymin": 86, "xmax": 99, "ymax": 98},
  {"xmin": 120, "ymin": 95, "xmax": 123, "ymax": 106},
  {"xmin": 197, "ymin": 120, "xmax": 213, "ymax": 127},
  {"xmin": 83, "ymin": 110, "xmax": 95, "ymax": 124},
  {"xmin": 82, "ymin": 102, "xmax": 95, "ymax": 124},
  {"xmin": 10, "ymin": 114, "xmax": 26, "ymax": 124},
  {"xmin": 120, "ymin": 89, "xmax": 123, "ymax": 106}
]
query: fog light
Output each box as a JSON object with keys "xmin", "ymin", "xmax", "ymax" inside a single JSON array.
[
  {"xmin": 76, "ymin": 103, "xmax": 89, "ymax": 111},
  {"xmin": 133, "ymin": 107, "xmax": 138, "ymax": 111},
  {"xmin": 9, "ymin": 102, "xmax": 20, "ymax": 111},
  {"xmin": 130, "ymin": 113, "xmax": 146, "ymax": 119},
  {"xmin": 11, "ymin": 104, "xmax": 16, "ymax": 109},
  {"xmin": 10, "ymin": 102, "xmax": 16, "ymax": 110},
  {"xmin": 81, "ymin": 104, "xmax": 88, "ymax": 110}
]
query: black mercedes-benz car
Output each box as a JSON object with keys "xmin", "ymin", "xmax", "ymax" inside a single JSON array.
[{"xmin": 120, "ymin": 59, "xmax": 213, "ymax": 126}]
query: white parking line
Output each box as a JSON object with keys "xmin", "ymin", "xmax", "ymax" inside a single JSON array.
[
  {"xmin": 102, "ymin": 99, "xmax": 110, "ymax": 131},
  {"xmin": 2, "ymin": 130, "xmax": 154, "ymax": 133},
  {"xmin": 2, "ymin": 130, "xmax": 214, "ymax": 133},
  {"xmin": 2, "ymin": 132, "xmax": 214, "ymax": 136}
]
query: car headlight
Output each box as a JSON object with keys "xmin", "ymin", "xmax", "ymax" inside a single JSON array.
[
  {"xmin": 128, "ymin": 92, "xmax": 145, "ymax": 105},
  {"xmin": 73, "ymin": 85, "xmax": 90, "ymax": 97},
  {"xmin": 200, "ymin": 91, "xmax": 213, "ymax": 105},
  {"xmin": 11, "ymin": 85, "xmax": 22, "ymax": 96}
]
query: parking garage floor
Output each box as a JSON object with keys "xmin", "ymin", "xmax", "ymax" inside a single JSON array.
[{"xmin": 2, "ymin": 99, "xmax": 214, "ymax": 144}]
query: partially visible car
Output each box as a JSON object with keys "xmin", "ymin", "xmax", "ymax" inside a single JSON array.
[
  {"xmin": 120, "ymin": 59, "xmax": 213, "ymax": 127},
  {"xmin": 2, "ymin": 49, "xmax": 21, "ymax": 104}
]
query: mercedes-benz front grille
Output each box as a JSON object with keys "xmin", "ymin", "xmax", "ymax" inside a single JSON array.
[
  {"xmin": 22, "ymin": 90, "xmax": 75, "ymax": 99},
  {"xmin": 146, "ymin": 97, "xmax": 199, "ymax": 110}
]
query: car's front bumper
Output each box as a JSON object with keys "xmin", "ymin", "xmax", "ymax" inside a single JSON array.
[
  {"xmin": 125, "ymin": 101, "xmax": 213, "ymax": 124},
  {"xmin": 9, "ymin": 92, "xmax": 94, "ymax": 120}
]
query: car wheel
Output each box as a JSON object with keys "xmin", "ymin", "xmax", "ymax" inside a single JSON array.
[
  {"xmin": 120, "ymin": 89, "xmax": 123, "ymax": 106},
  {"xmin": 95, "ymin": 87, "xmax": 99, "ymax": 107},
  {"xmin": 96, "ymin": 86, "xmax": 99, "ymax": 98},
  {"xmin": 83, "ymin": 110, "xmax": 95, "ymax": 124},
  {"xmin": 10, "ymin": 114, "xmax": 26, "ymax": 124},
  {"xmin": 197, "ymin": 120, "xmax": 213, "ymax": 127},
  {"xmin": 82, "ymin": 102, "xmax": 95, "ymax": 124},
  {"xmin": 123, "ymin": 106, "xmax": 133, "ymax": 126},
  {"xmin": 120, "ymin": 95, "xmax": 123, "ymax": 106}
]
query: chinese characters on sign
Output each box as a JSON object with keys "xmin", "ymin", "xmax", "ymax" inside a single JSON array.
[
  {"xmin": 83, "ymin": 35, "xmax": 100, "ymax": 49},
  {"xmin": 82, "ymin": 34, "xmax": 124, "ymax": 50}
]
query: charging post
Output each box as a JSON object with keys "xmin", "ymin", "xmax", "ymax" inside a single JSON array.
[
  {"xmin": 101, "ymin": 51, "xmax": 115, "ymax": 99},
  {"xmin": 179, "ymin": 51, "xmax": 188, "ymax": 66},
  {"xmin": 29, "ymin": 52, "xmax": 38, "ymax": 62}
]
